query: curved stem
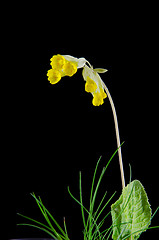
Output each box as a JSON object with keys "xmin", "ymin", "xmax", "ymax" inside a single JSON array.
[{"xmin": 102, "ymin": 82, "xmax": 125, "ymax": 189}]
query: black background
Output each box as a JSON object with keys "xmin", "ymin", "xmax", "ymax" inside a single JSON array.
[{"xmin": 4, "ymin": 1, "xmax": 159, "ymax": 240}]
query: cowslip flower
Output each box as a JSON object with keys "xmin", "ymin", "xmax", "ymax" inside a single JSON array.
[
  {"xmin": 47, "ymin": 54, "xmax": 126, "ymax": 189},
  {"xmin": 82, "ymin": 65, "xmax": 108, "ymax": 106},
  {"xmin": 47, "ymin": 54, "xmax": 87, "ymax": 84},
  {"xmin": 47, "ymin": 54, "xmax": 108, "ymax": 106}
]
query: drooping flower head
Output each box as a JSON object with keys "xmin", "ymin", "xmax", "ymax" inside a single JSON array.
[
  {"xmin": 82, "ymin": 65, "xmax": 108, "ymax": 106},
  {"xmin": 47, "ymin": 54, "xmax": 108, "ymax": 106},
  {"xmin": 47, "ymin": 54, "xmax": 86, "ymax": 84}
]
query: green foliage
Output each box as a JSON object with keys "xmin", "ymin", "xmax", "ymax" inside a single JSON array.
[
  {"xmin": 68, "ymin": 147, "xmax": 122, "ymax": 240},
  {"xmin": 17, "ymin": 193, "xmax": 69, "ymax": 240},
  {"xmin": 111, "ymin": 180, "xmax": 152, "ymax": 240},
  {"xmin": 17, "ymin": 146, "xmax": 159, "ymax": 240}
]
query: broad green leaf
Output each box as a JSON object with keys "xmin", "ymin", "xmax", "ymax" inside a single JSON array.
[{"xmin": 111, "ymin": 180, "xmax": 151, "ymax": 240}]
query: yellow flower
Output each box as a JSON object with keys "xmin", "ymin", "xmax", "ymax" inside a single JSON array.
[
  {"xmin": 50, "ymin": 54, "xmax": 66, "ymax": 71},
  {"xmin": 82, "ymin": 65, "xmax": 107, "ymax": 106},
  {"xmin": 63, "ymin": 61, "xmax": 77, "ymax": 77},
  {"xmin": 85, "ymin": 77, "xmax": 97, "ymax": 93},
  {"xmin": 47, "ymin": 69, "xmax": 61, "ymax": 84},
  {"xmin": 47, "ymin": 54, "xmax": 108, "ymax": 106},
  {"xmin": 92, "ymin": 89, "xmax": 107, "ymax": 106},
  {"xmin": 47, "ymin": 54, "xmax": 87, "ymax": 84}
]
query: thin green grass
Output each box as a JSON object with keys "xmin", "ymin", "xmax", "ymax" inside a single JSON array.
[
  {"xmin": 17, "ymin": 193, "xmax": 69, "ymax": 240},
  {"xmin": 68, "ymin": 144, "xmax": 124, "ymax": 240},
  {"xmin": 18, "ymin": 143, "xmax": 158, "ymax": 240}
]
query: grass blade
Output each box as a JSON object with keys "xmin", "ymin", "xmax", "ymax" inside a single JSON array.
[
  {"xmin": 63, "ymin": 217, "xmax": 69, "ymax": 240},
  {"xmin": 90, "ymin": 156, "xmax": 102, "ymax": 210},
  {"xmin": 17, "ymin": 223, "xmax": 58, "ymax": 239},
  {"xmin": 31, "ymin": 193, "xmax": 67, "ymax": 238},
  {"xmin": 79, "ymin": 171, "xmax": 87, "ymax": 230},
  {"xmin": 17, "ymin": 212, "xmax": 53, "ymax": 231},
  {"xmin": 17, "ymin": 212, "xmax": 65, "ymax": 240}
]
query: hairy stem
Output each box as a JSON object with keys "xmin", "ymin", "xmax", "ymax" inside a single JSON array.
[{"xmin": 102, "ymin": 82, "xmax": 125, "ymax": 189}]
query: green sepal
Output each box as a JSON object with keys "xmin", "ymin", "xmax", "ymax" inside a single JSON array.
[
  {"xmin": 93, "ymin": 68, "xmax": 108, "ymax": 73},
  {"xmin": 111, "ymin": 180, "xmax": 152, "ymax": 240}
]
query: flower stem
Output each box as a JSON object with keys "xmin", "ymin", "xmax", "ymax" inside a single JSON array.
[{"xmin": 102, "ymin": 82, "xmax": 125, "ymax": 189}]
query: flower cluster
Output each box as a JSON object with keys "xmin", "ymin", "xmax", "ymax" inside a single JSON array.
[{"xmin": 47, "ymin": 54, "xmax": 108, "ymax": 106}]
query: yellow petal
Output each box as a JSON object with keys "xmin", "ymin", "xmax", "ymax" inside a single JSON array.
[
  {"xmin": 47, "ymin": 69, "xmax": 61, "ymax": 84},
  {"xmin": 85, "ymin": 77, "xmax": 97, "ymax": 93},
  {"xmin": 92, "ymin": 89, "xmax": 107, "ymax": 106},
  {"xmin": 92, "ymin": 92, "xmax": 104, "ymax": 106},
  {"xmin": 50, "ymin": 54, "xmax": 66, "ymax": 70},
  {"xmin": 100, "ymin": 88, "xmax": 107, "ymax": 99},
  {"xmin": 62, "ymin": 55, "xmax": 87, "ymax": 68},
  {"xmin": 63, "ymin": 61, "xmax": 77, "ymax": 77}
]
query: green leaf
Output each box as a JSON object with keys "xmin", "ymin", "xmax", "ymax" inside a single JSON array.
[
  {"xmin": 111, "ymin": 180, "xmax": 152, "ymax": 240},
  {"xmin": 93, "ymin": 68, "xmax": 108, "ymax": 73}
]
